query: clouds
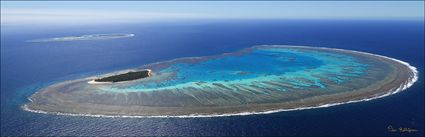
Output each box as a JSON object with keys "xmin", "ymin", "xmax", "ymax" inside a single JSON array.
[
  {"xmin": 1, "ymin": 8, "xmax": 204, "ymax": 26},
  {"xmin": 1, "ymin": 1, "xmax": 424, "ymax": 26}
]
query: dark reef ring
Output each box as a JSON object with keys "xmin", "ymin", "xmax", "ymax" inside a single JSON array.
[{"xmin": 23, "ymin": 45, "xmax": 418, "ymax": 117}]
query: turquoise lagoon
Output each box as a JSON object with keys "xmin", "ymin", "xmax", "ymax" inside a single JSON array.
[{"xmin": 106, "ymin": 46, "xmax": 367, "ymax": 92}]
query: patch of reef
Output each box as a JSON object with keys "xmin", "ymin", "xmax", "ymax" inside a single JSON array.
[{"xmin": 27, "ymin": 33, "xmax": 135, "ymax": 42}]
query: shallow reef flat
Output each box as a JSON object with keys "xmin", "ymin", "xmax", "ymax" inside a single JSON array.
[{"xmin": 24, "ymin": 45, "xmax": 418, "ymax": 117}]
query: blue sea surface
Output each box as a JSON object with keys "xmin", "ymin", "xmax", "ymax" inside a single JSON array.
[{"xmin": 1, "ymin": 19, "xmax": 424, "ymax": 136}]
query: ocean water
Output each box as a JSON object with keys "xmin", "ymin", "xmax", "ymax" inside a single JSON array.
[{"xmin": 1, "ymin": 19, "xmax": 424, "ymax": 136}]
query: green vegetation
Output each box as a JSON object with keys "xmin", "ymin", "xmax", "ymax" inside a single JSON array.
[{"xmin": 95, "ymin": 70, "xmax": 150, "ymax": 82}]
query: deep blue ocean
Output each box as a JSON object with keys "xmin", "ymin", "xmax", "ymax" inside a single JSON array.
[{"xmin": 1, "ymin": 19, "xmax": 424, "ymax": 136}]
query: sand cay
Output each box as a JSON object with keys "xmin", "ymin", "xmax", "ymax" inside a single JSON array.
[{"xmin": 23, "ymin": 45, "xmax": 418, "ymax": 117}]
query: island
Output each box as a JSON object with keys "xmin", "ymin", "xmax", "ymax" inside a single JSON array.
[
  {"xmin": 23, "ymin": 45, "xmax": 418, "ymax": 117},
  {"xmin": 93, "ymin": 70, "xmax": 151, "ymax": 83}
]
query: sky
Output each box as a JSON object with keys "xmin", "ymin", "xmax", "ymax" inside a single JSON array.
[{"xmin": 1, "ymin": 1, "xmax": 424, "ymax": 26}]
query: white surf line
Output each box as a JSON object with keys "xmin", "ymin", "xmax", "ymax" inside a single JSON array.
[{"xmin": 22, "ymin": 45, "xmax": 419, "ymax": 118}]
